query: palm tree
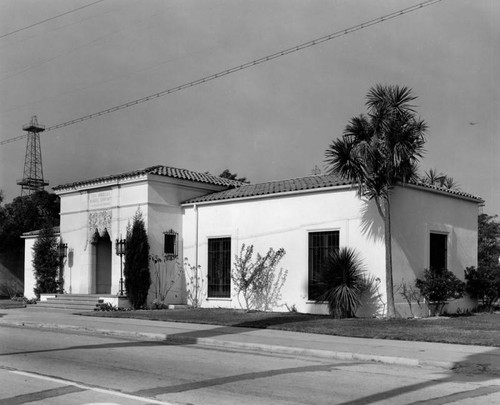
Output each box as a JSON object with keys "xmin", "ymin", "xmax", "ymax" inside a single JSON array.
[
  {"xmin": 325, "ymin": 84, "xmax": 427, "ymax": 318},
  {"xmin": 420, "ymin": 168, "xmax": 460, "ymax": 191}
]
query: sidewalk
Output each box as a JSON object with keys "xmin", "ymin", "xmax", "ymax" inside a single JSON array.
[{"xmin": 1, "ymin": 306, "xmax": 500, "ymax": 374}]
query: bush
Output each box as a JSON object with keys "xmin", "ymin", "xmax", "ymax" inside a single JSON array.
[
  {"xmin": 465, "ymin": 265, "xmax": 500, "ymax": 311},
  {"xmin": 184, "ymin": 259, "xmax": 205, "ymax": 308},
  {"xmin": 415, "ymin": 269, "xmax": 465, "ymax": 315},
  {"xmin": 149, "ymin": 254, "xmax": 183, "ymax": 307},
  {"xmin": 312, "ymin": 247, "xmax": 366, "ymax": 319},
  {"xmin": 124, "ymin": 210, "xmax": 151, "ymax": 309},
  {"xmin": 232, "ymin": 244, "xmax": 287, "ymax": 311},
  {"xmin": 32, "ymin": 224, "xmax": 60, "ymax": 298}
]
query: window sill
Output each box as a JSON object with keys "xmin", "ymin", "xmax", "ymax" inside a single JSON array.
[{"xmin": 206, "ymin": 297, "xmax": 232, "ymax": 301}]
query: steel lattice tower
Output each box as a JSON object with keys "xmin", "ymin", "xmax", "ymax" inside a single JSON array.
[{"xmin": 17, "ymin": 116, "xmax": 49, "ymax": 196}]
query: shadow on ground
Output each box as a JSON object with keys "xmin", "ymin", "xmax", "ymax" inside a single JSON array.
[{"xmin": 2, "ymin": 322, "xmax": 500, "ymax": 404}]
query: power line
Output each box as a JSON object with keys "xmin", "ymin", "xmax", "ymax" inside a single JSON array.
[
  {"xmin": 0, "ymin": 0, "xmax": 106, "ymax": 40},
  {"xmin": 0, "ymin": 0, "xmax": 444, "ymax": 146}
]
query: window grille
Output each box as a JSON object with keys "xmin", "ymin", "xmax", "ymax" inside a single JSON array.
[
  {"xmin": 163, "ymin": 230, "xmax": 178, "ymax": 260},
  {"xmin": 208, "ymin": 237, "xmax": 231, "ymax": 298},
  {"xmin": 308, "ymin": 231, "xmax": 339, "ymax": 300}
]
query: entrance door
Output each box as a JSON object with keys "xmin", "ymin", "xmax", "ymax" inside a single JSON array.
[{"xmin": 96, "ymin": 234, "xmax": 112, "ymax": 294}]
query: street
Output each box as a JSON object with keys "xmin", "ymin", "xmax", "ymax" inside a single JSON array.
[{"xmin": 1, "ymin": 326, "xmax": 500, "ymax": 405}]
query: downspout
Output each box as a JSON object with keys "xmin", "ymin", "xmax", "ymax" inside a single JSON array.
[{"xmin": 194, "ymin": 204, "xmax": 199, "ymax": 304}]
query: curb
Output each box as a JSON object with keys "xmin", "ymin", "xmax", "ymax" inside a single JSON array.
[{"xmin": 1, "ymin": 320, "xmax": 457, "ymax": 371}]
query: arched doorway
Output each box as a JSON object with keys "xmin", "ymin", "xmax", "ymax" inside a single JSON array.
[{"xmin": 95, "ymin": 232, "xmax": 112, "ymax": 294}]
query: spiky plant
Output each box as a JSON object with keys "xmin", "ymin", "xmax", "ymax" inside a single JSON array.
[{"xmin": 313, "ymin": 247, "xmax": 366, "ymax": 318}]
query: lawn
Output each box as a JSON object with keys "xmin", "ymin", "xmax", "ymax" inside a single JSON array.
[{"xmin": 85, "ymin": 308, "xmax": 500, "ymax": 347}]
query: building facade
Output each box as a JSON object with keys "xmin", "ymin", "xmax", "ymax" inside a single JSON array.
[{"xmin": 24, "ymin": 165, "xmax": 482, "ymax": 316}]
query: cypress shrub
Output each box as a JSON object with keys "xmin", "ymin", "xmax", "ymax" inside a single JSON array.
[
  {"xmin": 124, "ymin": 210, "xmax": 151, "ymax": 309},
  {"xmin": 33, "ymin": 224, "xmax": 60, "ymax": 298}
]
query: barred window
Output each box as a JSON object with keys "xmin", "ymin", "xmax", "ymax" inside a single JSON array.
[
  {"xmin": 208, "ymin": 237, "xmax": 231, "ymax": 298},
  {"xmin": 308, "ymin": 231, "xmax": 339, "ymax": 300}
]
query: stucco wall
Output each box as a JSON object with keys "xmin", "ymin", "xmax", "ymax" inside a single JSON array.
[
  {"xmin": 182, "ymin": 188, "xmax": 387, "ymax": 315},
  {"xmin": 182, "ymin": 185, "xmax": 480, "ymax": 316},
  {"xmin": 391, "ymin": 186, "xmax": 479, "ymax": 316},
  {"xmin": 22, "ymin": 175, "xmax": 232, "ymax": 304},
  {"xmin": 23, "ymin": 237, "xmax": 37, "ymax": 299},
  {"xmin": 56, "ymin": 182, "xmax": 149, "ymax": 296}
]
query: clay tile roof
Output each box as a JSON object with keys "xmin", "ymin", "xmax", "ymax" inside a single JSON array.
[
  {"xmin": 53, "ymin": 165, "xmax": 244, "ymax": 191},
  {"xmin": 183, "ymin": 173, "xmax": 351, "ymax": 204},
  {"xmin": 182, "ymin": 175, "xmax": 483, "ymax": 205},
  {"xmin": 410, "ymin": 181, "xmax": 484, "ymax": 202}
]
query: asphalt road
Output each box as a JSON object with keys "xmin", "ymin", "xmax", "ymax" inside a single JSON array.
[{"xmin": 1, "ymin": 326, "xmax": 500, "ymax": 405}]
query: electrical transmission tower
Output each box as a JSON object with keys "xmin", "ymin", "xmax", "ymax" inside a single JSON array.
[{"xmin": 17, "ymin": 116, "xmax": 48, "ymax": 196}]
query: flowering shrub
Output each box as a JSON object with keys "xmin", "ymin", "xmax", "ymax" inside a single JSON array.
[
  {"xmin": 232, "ymin": 244, "xmax": 287, "ymax": 311},
  {"xmin": 416, "ymin": 269, "xmax": 465, "ymax": 315}
]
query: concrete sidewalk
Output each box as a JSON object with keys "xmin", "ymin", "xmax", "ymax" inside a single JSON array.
[{"xmin": 1, "ymin": 306, "xmax": 499, "ymax": 374}]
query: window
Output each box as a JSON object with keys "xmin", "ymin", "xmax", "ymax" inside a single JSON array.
[
  {"xmin": 163, "ymin": 230, "xmax": 178, "ymax": 260},
  {"xmin": 308, "ymin": 231, "xmax": 339, "ymax": 300},
  {"xmin": 208, "ymin": 237, "xmax": 231, "ymax": 298},
  {"xmin": 429, "ymin": 233, "xmax": 447, "ymax": 272}
]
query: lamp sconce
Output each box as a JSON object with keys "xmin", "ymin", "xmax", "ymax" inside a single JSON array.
[
  {"xmin": 115, "ymin": 238, "xmax": 127, "ymax": 256},
  {"xmin": 58, "ymin": 242, "xmax": 68, "ymax": 259},
  {"xmin": 163, "ymin": 229, "xmax": 178, "ymax": 261}
]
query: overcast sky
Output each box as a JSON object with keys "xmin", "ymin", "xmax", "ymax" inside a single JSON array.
[{"xmin": 0, "ymin": 0, "xmax": 498, "ymax": 216}]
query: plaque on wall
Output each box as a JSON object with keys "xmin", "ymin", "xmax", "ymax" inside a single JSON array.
[{"xmin": 89, "ymin": 190, "xmax": 112, "ymax": 210}]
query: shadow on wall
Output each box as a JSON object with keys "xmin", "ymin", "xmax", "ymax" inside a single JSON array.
[
  {"xmin": 359, "ymin": 199, "xmax": 429, "ymax": 318},
  {"xmin": 360, "ymin": 200, "xmax": 384, "ymax": 244}
]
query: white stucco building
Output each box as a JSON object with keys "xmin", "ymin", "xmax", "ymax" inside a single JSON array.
[{"xmin": 24, "ymin": 165, "xmax": 482, "ymax": 316}]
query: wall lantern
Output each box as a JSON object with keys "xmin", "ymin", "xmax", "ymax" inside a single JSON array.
[
  {"xmin": 57, "ymin": 242, "xmax": 68, "ymax": 258},
  {"xmin": 115, "ymin": 238, "xmax": 127, "ymax": 296},
  {"xmin": 163, "ymin": 229, "xmax": 178, "ymax": 261}
]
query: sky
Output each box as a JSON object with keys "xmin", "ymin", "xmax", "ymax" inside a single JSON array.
[{"xmin": 0, "ymin": 0, "xmax": 498, "ymax": 216}]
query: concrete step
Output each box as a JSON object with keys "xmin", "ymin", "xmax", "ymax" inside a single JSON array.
[
  {"xmin": 35, "ymin": 302, "xmax": 97, "ymax": 311},
  {"xmin": 37, "ymin": 294, "xmax": 109, "ymax": 311}
]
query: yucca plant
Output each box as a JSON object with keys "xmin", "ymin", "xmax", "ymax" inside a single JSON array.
[{"xmin": 313, "ymin": 247, "xmax": 366, "ymax": 318}]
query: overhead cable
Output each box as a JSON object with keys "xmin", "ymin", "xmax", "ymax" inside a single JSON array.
[
  {"xmin": 0, "ymin": 0, "xmax": 106, "ymax": 40},
  {"xmin": 0, "ymin": 0, "xmax": 443, "ymax": 146}
]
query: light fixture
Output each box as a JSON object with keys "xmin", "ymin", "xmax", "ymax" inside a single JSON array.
[{"xmin": 115, "ymin": 238, "xmax": 127, "ymax": 296}]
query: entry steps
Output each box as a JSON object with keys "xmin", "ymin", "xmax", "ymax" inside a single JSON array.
[{"xmin": 35, "ymin": 294, "xmax": 111, "ymax": 311}]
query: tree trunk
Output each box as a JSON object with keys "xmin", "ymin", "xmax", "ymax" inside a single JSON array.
[{"xmin": 384, "ymin": 195, "xmax": 397, "ymax": 318}]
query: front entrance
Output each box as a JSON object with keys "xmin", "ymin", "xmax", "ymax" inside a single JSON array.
[{"xmin": 95, "ymin": 233, "xmax": 112, "ymax": 294}]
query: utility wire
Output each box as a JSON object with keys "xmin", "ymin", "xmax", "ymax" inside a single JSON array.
[
  {"xmin": 0, "ymin": 0, "xmax": 106, "ymax": 40},
  {"xmin": 0, "ymin": 0, "xmax": 443, "ymax": 146}
]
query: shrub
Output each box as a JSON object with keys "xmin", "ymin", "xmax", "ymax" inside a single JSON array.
[
  {"xmin": 415, "ymin": 269, "xmax": 465, "ymax": 316},
  {"xmin": 396, "ymin": 279, "xmax": 424, "ymax": 317},
  {"xmin": 232, "ymin": 244, "xmax": 287, "ymax": 311},
  {"xmin": 465, "ymin": 265, "xmax": 500, "ymax": 312},
  {"xmin": 312, "ymin": 247, "xmax": 366, "ymax": 319},
  {"xmin": 124, "ymin": 210, "xmax": 151, "ymax": 309},
  {"xmin": 149, "ymin": 254, "xmax": 183, "ymax": 307},
  {"xmin": 32, "ymin": 224, "xmax": 60, "ymax": 298},
  {"xmin": 184, "ymin": 259, "xmax": 205, "ymax": 308}
]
